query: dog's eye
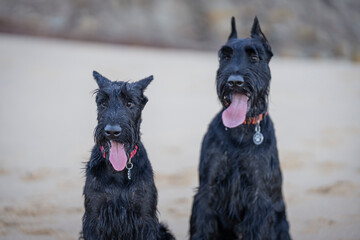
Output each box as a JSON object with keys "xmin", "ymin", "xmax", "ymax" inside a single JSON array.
[
  {"xmin": 224, "ymin": 55, "xmax": 231, "ymax": 61},
  {"xmin": 220, "ymin": 46, "xmax": 233, "ymax": 61},
  {"xmin": 250, "ymin": 54, "xmax": 259, "ymax": 62},
  {"xmin": 126, "ymin": 101, "xmax": 134, "ymax": 108},
  {"xmin": 246, "ymin": 47, "xmax": 259, "ymax": 63},
  {"xmin": 101, "ymin": 102, "xmax": 108, "ymax": 108}
]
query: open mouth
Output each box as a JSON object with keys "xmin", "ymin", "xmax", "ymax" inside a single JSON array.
[
  {"xmin": 108, "ymin": 140, "xmax": 128, "ymax": 171},
  {"xmin": 222, "ymin": 92, "xmax": 251, "ymax": 128}
]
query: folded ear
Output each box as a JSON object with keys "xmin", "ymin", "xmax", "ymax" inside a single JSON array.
[
  {"xmin": 250, "ymin": 17, "xmax": 273, "ymax": 61},
  {"xmin": 134, "ymin": 75, "xmax": 153, "ymax": 92},
  {"xmin": 93, "ymin": 71, "xmax": 111, "ymax": 88},
  {"xmin": 228, "ymin": 16, "xmax": 237, "ymax": 40}
]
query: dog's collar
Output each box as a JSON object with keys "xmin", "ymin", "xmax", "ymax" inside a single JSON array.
[
  {"xmin": 129, "ymin": 145, "xmax": 138, "ymax": 159},
  {"xmin": 100, "ymin": 145, "xmax": 138, "ymax": 159},
  {"xmin": 100, "ymin": 145, "xmax": 138, "ymax": 180},
  {"xmin": 243, "ymin": 112, "xmax": 268, "ymax": 125}
]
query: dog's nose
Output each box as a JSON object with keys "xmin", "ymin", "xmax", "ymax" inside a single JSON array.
[
  {"xmin": 227, "ymin": 75, "xmax": 245, "ymax": 88},
  {"xmin": 104, "ymin": 124, "xmax": 122, "ymax": 138}
]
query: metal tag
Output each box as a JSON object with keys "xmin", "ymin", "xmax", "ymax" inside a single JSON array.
[
  {"xmin": 126, "ymin": 162, "xmax": 133, "ymax": 180},
  {"xmin": 253, "ymin": 122, "xmax": 264, "ymax": 145},
  {"xmin": 253, "ymin": 131, "xmax": 264, "ymax": 145}
]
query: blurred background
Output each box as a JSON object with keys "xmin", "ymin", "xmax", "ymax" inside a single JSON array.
[
  {"xmin": 0, "ymin": 0, "xmax": 359, "ymax": 240},
  {"xmin": 1, "ymin": 0, "xmax": 360, "ymax": 61}
]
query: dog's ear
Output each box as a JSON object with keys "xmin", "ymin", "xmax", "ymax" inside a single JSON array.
[
  {"xmin": 228, "ymin": 16, "xmax": 237, "ymax": 40},
  {"xmin": 134, "ymin": 75, "xmax": 153, "ymax": 92},
  {"xmin": 93, "ymin": 71, "xmax": 111, "ymax": 88},
  {"xmin": 134, "ymin": 75, "xmax": 153, "ymax": 107},
  {"xmin": 250, "ymin": 17, "xmax": 273, "ymax": 61}
]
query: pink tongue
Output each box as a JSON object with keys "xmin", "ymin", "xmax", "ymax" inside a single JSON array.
[
  {"xmin": 222, "ymin": 94, "xmax": 249, "ymax": 128},
  {"xmin": 109, "ymin": 141, "xmax": 127, "ymax": 171}
]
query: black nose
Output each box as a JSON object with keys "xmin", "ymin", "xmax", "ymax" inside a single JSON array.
[
  {"xmin": 104, "ymin": 124, "xmax": 122, "ymax": 138},
  {"xmin": 227, "ymin": 75, "xmax": 245, "ymax": 88}
]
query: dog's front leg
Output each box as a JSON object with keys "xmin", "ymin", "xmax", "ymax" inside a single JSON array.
[
  {"xmin": 189, "ymin": 187, "xmax": 220, "ymax": 240},
  {"xmin": 81, "ymin": 198, "xmax": 100, "ymax": 240},
  {"xmin": 240, "ymin": 200, "xmax": 276, "ymax": 240},
  {"xmin": 81, "ymin": 213, "xmax": 99, "ymax": 240},
  {"xmin": 134, "ymin": 217, "xmax": 160, "ymax": 240}
]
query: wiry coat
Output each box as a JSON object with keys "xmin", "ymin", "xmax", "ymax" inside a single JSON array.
[
  {"xmin": 81, "ymin": 71, "xmax": 174, "ymax": 240},
  {"xmin": 191, "ymin": 113, "xmax": 289, "ymax": 239},
  {"xmin": 190, "ymin": 17, "xmax": 291, "ymax": 240}
]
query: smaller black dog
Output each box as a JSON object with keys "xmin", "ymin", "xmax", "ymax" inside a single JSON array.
[
  {"xmin": 81, "ymin": 71, "xmax": 175, "ymax": 240},
  {"xmin": 190, "ymin": 17, "xmax": 291, "ymax": 240}
]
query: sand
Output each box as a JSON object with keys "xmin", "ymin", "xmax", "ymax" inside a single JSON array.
[{"xmin": 0, "ymin": 33, "xmax": 359, "ymax": 240}]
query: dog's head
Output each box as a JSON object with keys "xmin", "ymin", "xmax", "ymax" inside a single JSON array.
[
  {"xmin": 217, "ymin": 17, "xmax": 273, "ymax": 128},
  {"xmin": 92, "ymin": 71, "xmax": 152, "ymax": 171}
]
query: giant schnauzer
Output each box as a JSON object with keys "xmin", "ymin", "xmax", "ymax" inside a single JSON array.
[
  {"xmin": 81, "ymin": 71, "xmax": 175, "ymax": 240},
  {"xmin": 190, "ymin": 17, "xmax": 291, "ymax": 240}
]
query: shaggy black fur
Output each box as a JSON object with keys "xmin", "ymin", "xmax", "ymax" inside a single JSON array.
[
  {"xmin": 81, "ymin": 71, "xmax": 175, "ymax": 240},
  {"xmin": 189, "ymin": 17, "xmax": 291, "ymax": 240}
]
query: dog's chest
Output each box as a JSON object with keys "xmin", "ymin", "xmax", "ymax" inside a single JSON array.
[
  {"xmin": 90, "ymin": 175, "xmax": 142, "ymax": 211},
  {"xmin": 208, "ymin": 148, "xmax": 267, "ymax": 209}
]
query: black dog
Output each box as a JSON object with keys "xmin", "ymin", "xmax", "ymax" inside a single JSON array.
[
  {"xmin": 190, "ymin": 17, "xmax": 291, "ymax": 240},
  {"xmin": 81, "ymin": 71, "xmax": 175, "ymax": 240}
]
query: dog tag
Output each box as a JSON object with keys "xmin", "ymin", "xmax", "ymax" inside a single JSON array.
[
  {"xmin": 126, "ymin": 162, "xmax": 133, "ymax": 180},
  {"xmin": 253, "ymin": 131, "xmax": 264, "ymax": 145},
  {"xmin": 253, "ymin": 123, "xmax": 264, "ymax": 145}
]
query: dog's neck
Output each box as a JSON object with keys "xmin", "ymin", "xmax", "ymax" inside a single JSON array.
[
  {"xmin": 222, "ymin": 111, "xmax": 269, "ymax": 145},
  {"xmin": 244, "ymin": 112, "xmax": 267, "ymax": 125},
  {"xmin": 100, "ymin": 144, "xmax": 138, "ymax": 159}
]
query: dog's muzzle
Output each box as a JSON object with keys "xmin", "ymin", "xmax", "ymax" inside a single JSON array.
[{"xmin": 227, "ymin": 75, "xmax": 245, "ymax": 89}]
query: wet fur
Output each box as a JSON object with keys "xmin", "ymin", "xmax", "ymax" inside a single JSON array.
[
  {"xmin": 81, "ymin": 71, "xmax": 175, "ymax": 240},
  {"xmin": 190, "ymin": 17, "xmax": 291, "ymax": 240}
]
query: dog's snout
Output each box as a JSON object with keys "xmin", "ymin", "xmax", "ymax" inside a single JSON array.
[
  {"xmin": 104, "ymin": 124, "xmax": 122, "ymax": 138},
  {"xmin": 227, "ymin": 75, "xmax": 244, "ymax": 88}
]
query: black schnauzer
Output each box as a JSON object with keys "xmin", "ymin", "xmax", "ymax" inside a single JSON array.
[
  {"xmin": 81, "ymin": 71, "xmax": 175, "ymax": 240},
  {"xmin": 190, "ymin": 17, "xmax": 291, "ymax": 240}
]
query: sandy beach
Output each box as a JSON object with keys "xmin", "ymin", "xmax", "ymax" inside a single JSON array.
[{"xmin": 0, "ymin": 33, "xmax": 359, "ymax": 240}]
